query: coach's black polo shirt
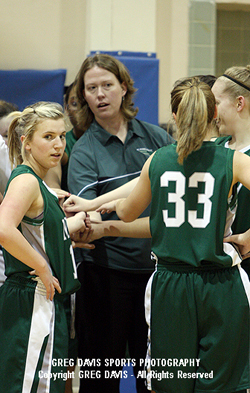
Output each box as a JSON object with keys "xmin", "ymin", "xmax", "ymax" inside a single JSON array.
[{"xmin": 68, "ymin": 118, "xmax": 174, "ymax": 272}]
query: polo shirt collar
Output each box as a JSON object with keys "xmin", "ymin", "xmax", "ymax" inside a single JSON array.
[
  {"xmin": 127, "ymin": 119, "xmax": 145, "ymax": 138},
  {"xmin": 91, "ymin": 119, "xmax": 145, "ymax": 145}
]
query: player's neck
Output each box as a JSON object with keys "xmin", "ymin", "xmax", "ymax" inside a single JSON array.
[
  {"xmin": 203, "ymin": 127, "xmax": 213, "ymax": 142},
  {"xmin": 228, "ymin": 124, "xmax": 250, "ymax": 150}
]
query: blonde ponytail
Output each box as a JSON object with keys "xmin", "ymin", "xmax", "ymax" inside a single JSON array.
[
  {"xmin": 8, "ymin": 112, "xmax": 23, "ymax": 168},
  {"xmin": 171, "ymin": 77, "xmax": 215, "ymax": 164}
]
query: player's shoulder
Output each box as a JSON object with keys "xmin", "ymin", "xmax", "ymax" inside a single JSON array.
[{"xmin": 7, "ymin": 170, "xmax": 40, "ymax": 201}]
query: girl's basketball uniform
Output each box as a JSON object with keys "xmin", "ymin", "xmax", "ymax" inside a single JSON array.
[
  {"xmin": 216, "ymin": 136, "xmax": 250, "ymax": 278},
  {"xmin": 0, "ymin": 165, "xmax": 80, "ymax": 393},
  {"xmin": 146, "ymin": 142, "xmax": 250, "ymax": 393}
]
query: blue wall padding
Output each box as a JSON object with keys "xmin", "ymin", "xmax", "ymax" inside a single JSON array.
[{"xmin": 0, "ymin": 69, "xmax": 66, "ymax": 110}]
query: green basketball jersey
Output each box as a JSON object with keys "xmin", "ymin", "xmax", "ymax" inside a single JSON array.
[
  {"xmin": 3, "ymin": 165, "xmax": 80, "ymax": 295},
  {"xmin": 149, "ymin": 142, "xmax": 239, "ymax": 268},
  {"xmin": 216, "ymin": 136, "xmax": 250, "ymax": 234}
]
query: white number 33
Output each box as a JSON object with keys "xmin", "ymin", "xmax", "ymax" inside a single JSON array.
[{"xmin": 160, "ymin": 171, "xmax": 215, "ymax": 228}]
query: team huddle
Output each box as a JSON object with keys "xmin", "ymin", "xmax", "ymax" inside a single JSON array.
[{"xmin": 0, "ymin": 55, "xmax": 250, "ymax": 393}]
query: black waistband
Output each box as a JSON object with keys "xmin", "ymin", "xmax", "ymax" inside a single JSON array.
[
  {"xmin": 4, "ymin": 273, "xmax": 67, "ymax": 301},
  {"xmin": 156, "ymin": 261, "xmax": 236, "ymax": 273}
]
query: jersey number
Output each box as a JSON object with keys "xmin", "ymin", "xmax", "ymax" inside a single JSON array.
[{"xmin": 160, "ymin": 172, "xmax": 215, "ymax": 228}]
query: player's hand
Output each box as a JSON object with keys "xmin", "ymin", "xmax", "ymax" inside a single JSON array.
[
  {"xmin": 71, "ymin": 227, "xmax": 95, "ymax": 250},
  {"xmin": 30, "ymin": 265, "xmax": 61, "ymax": 301},
  {"xmin": 96, "ymin": 200, "xmax": 118, "ymax": 215},
  {"xmin": 66, "ymin": 211, "xmax": 87, "ymax": 234},
  {"xmin": 52, "ymin": 188, "xmax": 71, "ymax": 206},
  {"xmin": 63, "ymin": 195, "xmax": 92, "ymax": 215},
  {"xmin": 224, "ymin": 231, "xmax": 250, "ymax": 259}
]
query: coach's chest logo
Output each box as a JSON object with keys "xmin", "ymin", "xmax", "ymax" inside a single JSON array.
[{"xmin": 136, "ymin": 148, "xmax": 153, "ymax": 157}]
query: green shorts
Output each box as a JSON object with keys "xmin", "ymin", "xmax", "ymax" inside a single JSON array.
[
  {"xmin": 0, "ymin": 274, "xmax": 69, "ymax": 393},
  {"xmin": 145, "ymin": 263, "xmax": 250, "ymax": 393}
]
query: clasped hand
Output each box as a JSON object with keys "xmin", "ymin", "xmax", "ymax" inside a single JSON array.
[{"xmin": 64, "ymin": 206, "xmax": 95, "ymax": 249}]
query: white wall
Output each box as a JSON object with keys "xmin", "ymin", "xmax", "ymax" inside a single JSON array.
[
  {"xmin": 1, "ymin": 0, "xmax": 62, "ymax": 69},
  {"xmin": 86, "ymin": 0, "xmax": 156, "ymax": 53},
  {"xmin": 0, "ymin": 0, "xmax": 190, "ymax": 123},
  {"xmin": 156, "ymin": 0, "xmax": 189, "ymax": 122},
  {"xmin": 0, "ymin": 0, "xmax": 87, "ymax": 84}
]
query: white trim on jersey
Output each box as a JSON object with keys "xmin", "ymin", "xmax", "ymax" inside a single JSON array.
[
  {"xmin": 21, "ymin": 221, "xmax": 52, "ymax": 274},
  {"xmin": 238, "ymin": 264, "xmax": 250, "ymax": 306},
  {"xmin": 22, "ymin": 280, "xmax": 55, "ymax": 393},
  {"xmin": 223, "ymin": 242, "xmax": 242, "ymax": 266},
  {"xmin": 144, "ymin": 272, "xmax": 157, "ymax": 391},
  {"xmin": 43, "ymin": 181, "xmax": 59, "ymax": 198}
]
